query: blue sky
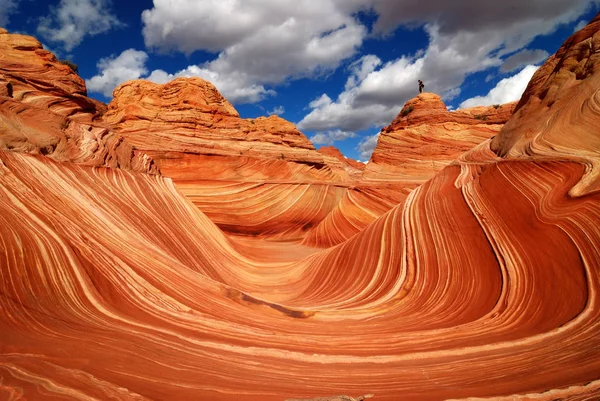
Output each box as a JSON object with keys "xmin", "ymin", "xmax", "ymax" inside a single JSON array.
[{"xmin": 1, "ymin": 0, "xmax": 599, "ymax": 161}]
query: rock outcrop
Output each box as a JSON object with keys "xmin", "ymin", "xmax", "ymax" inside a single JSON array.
[
  {"xmin": 2, "ymin": 15, "xmax": 600, "ymax": 401},
  {"xmin": 103, "ymin": 78, "xmax": 358, "ymax": 238},
  {"xmin": 0, "ymin": 30, "xmax": 156, "ymax": 174},
  {"xmin": 363, "ymin": 93, "xmax": 515, "ymax": 182},
  {"xmin": 0, "ymin": 28, "xmax": 105, "ymax": 122},
  {"xmin": 103, "ymin": 78, "xmax": 335, "ymax": 179},
  {"xmin": 318, "ymin": 146, "xmax": 365, "ymax": 180},
  {"xmin": 303, "ymin": 94, "xmax": 515, "ymax": 247}
]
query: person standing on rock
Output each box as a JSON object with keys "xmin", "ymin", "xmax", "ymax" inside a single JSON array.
[{"xmin": 418, "ymin": 80, "xmax": 425, "ymax": 94}]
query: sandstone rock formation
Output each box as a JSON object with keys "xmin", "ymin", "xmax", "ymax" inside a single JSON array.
[
  {"xmin": 102, "ymin": 78, "xmax": 357, "ymax": 238},
  {"xmin": 363, "ymin": 93, "xmax": 515, "ymax": 182},
  {"xmin": 103, "ymin": 78, "xmax": 336, "ymax": 179},
  {"xmin": 303, "ymin": 94, "xmax": 515, "ymax": 247},
  {"xmin": 318, "ymin": 146, "xmax": 365, "ymax": 180},
  {"xmin": 0, "ymin": 28, "xmax": 105, "ymax": 122},
  {"xmin": 2, "ymin": 14, "xmax": 600, "ymax": 401},
  {"xmin": 0, "ymin": 30, "xmax": 156, "ymax": 174}
]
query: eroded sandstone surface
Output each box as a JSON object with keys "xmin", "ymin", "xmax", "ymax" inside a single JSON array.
[
  {"xmin": 1, "ymin": 13, "xmax": 600, "ymax": 401},
  {"xmin": 303, "ymin": 94, "xmax": 515, "ymax": 247}
]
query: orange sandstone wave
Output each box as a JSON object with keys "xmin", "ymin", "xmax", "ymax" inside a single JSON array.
[{"xmin": 1, "ymin": 12, "xmax": 600, "ymax": 401}]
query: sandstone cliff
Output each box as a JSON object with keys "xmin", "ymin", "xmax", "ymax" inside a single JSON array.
[
  {"xmin": 102, "ymin": 78, "xmax": 358, "ymax": 238},
  {"xmin": 363, "ymin": 93, "xmax": 515, "ymax": 182},
  {"xmin": 0, "ymin": 30, "xmax": 156, "ymax": 173},
  {"xmin": 103, "ymin": 78, "xmax": 339, "ymax": 180},
  {"xmin": 304, "ymin": 94, "xmax": 516, "ymax": 247},
  {"xmin": 0, "ymin": 28, "xmax": 105, "ymax": 122}
]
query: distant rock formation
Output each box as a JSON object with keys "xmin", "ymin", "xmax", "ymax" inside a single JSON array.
[
  {"xmin": 318, "ymin": 146, "xmax": 365, "ymax": 180},
  {"xmin": 102, "ymin": 78, "xmax": 362, "ymax": 238},
  {"xmin": 304, "ymin": 94, "xmax": 515, "ymax": 247},
  {"xmin": 103, "ymin": 78, "xmax": 339, "ymax": 181},
  {"xmin": 364, "ymin": 93, "xmax": 515, "ymax": 182},
  {"xmin": 0, "ymin": 29, "xmax": 156, "ymax": 173}
]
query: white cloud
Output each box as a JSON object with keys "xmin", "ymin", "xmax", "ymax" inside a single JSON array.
[
  {"xmin": 357, "ymin": 133, "xmax": 380, "ymax": 161},
  {"xmin": 500, "ymin": 49, "xmax": 549, "ymax": 73},
  {"xmin": 141, "ymin": 0, "xmax": 365, "ymax": 100},
  {"xmin": 85, "ymin": 49, "xmax": 273, "ymax": 103},
  {"xmin": 573, "ymin": 19, "xmax": 588, "ymax": 32},
  {"xmin": 297, "ymin": 55, "xmax": 401, "ymax": 133},
  {"xmin": 297, "ymin": 23, "xmax": 504, "ymax": 133},
  {"xmin": 86, "ymin": 49, "xmax": 148, "ymax": 97},
  {"xmin": 459, "ymin": 65, "xmax": 539, "ymax": 108},
  {"xmin": 268, "ymin": 106, "xmax": 285, "ymax": 116},
  {"xmin": 297, "ymin": 1, "xmax": 597, "ymax": 135},
  {"xmin": 309, "ymin": 130, "xmax": 355, "ymax": 145},
  {"xmin": 37, "ymin": 0, "xmax": 123, "ymax": 51},
  {"xmin": 365, "ymin": 0, "xmax": 597, "ymax": 41},
  {"xmin": 0, "ymin": 0, "xmax": 20, "ymax": 27},
  {"xmin": 133, "ymin": 0, "xmax": 597, "ymax": 113}
]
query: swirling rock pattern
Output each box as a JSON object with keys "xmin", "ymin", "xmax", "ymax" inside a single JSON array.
[
  {"xmin": 1, "ymin": 14, "xmax": 600, "ymax": 401},
  {"xmin": 0, "ymin": 30, "xmax": 157, "ymax": 174},
  {"xmin": 103, "ymin": 78, "xmax": 363, "ymax": 238},
  {"xmin": 304, "ymin": 95, "xmax": 515, "ymax": 248},
  {"xmin": 0, "ymin": 28, "xmax": 105, "ymax": 123}
]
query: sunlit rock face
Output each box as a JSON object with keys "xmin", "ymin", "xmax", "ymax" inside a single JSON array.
[
  {"xmin": 318, "ymin": 146, "xmax": 366, "ymax": 181},
  {"xmin": 0, "ymin": 28, "xmax": 106, "ymax": 122},
  {"xmin": 0, "ymin": 30, "xmax": 156, "ymax": 174},
  {"xmin": 1, "ymin": 15, "xmax": 600, "ymax": 401},
  {"xmin": 103, "ymin": 78, "xmax": 359, "ymax": 239},
  {"xmin": 103, "ymin": 78, "xmax": 335, "ymax": 179},
  {"xmin": 364, "ymin": 93, "xmax": 515, "ymax": 182}
]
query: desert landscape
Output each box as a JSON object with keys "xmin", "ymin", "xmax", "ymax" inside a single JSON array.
[{"xmin": 1, "ymin": 8, "xmax": 600, "ymax": 401}]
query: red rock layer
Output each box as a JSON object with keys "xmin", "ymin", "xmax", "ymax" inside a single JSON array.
[
  {"xmin": 0, "ymin": 30, "xmax": 156, "ymax": 174},
  {"xmin": 103, "ymin": 78, "xmax": 359, "ymax": 238},
  {"xmin": 1, "ymin": 154, "xmax": 600, "ymax": 400},
  {"xmin": 103, "ymin": 78, "xmax": 335, "ymax": 178},
  {"xmin": 304, "ymin": 96, "xmax": 515, "ymax": 247},
  {"xmin": 318, "ymin": 146, "xmax": 365, "ymax": 181},
  {"xmin": 2, "ymin": 15, "xmax": 600, "ymax": 401},
  {"xmin": 489, "ymin": 18, "xmax": 600, "ymax": 196},
  {"xmin": 0, "ymin": 28, "xmax": 105, "ymax": 123},
  {"xmin": 363, "ymin": 93, "xmax": 515, "ymax": 182}
]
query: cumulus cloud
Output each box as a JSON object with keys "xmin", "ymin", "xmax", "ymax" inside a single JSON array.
[
  {"xmin": 459, "ymin": 65, "xmax": 539, "ymax": 108},
  {"xmin": 500, "ymin": 49, "xmax": 549, "ymax": 73},
  {"xmin": 86, "ymin": 48, "xmax": 273, "ymax": 102},
  {"xmin": 297, "ymin": 1, "xmax": 596, "ymax": 135},
  {"xmin": 0, "ymin": 0, "xmax": 20, "ymax": 27},
  {"xmin": 298, "ymin": 86, "xmax": 399, "ymax": 133},
  {"xmin": 297, "ymin": 23, "xmax": 504, "ymax": 133},
  {"xmin": 309, "ymin": 130, "xmax": 355, "ymax": 146},
  {"xmin": 86, "ymin": 49, "xmax": 148, "ymax": 97},
  {"xmin": 268, "ymin": 106, "xmax": 285, "ymax": 116},
  {"xmin": 134, "ymin": 0, "xmax": 597, "ymax": 114},
  {"xmin": 365, "ymin": 0, "xmax": 596, "ymax": 41},
  {"xmin": 573, "ymin": 19, "xmax": 588, "ymax": 32},
  {"xmin": 37, "ymin": 0, "xmax": 123, "ymax": 51},
  {"xmin": 87, "ymin": 0, "xmax": 597, "ymax": 119},
  {"xmin": 141, "ymin": 0, "xmax": 365, "ymax": 101},
  {"xmin": 357, "ymin": 133, "xmax": 380, "ymax": 161}
]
